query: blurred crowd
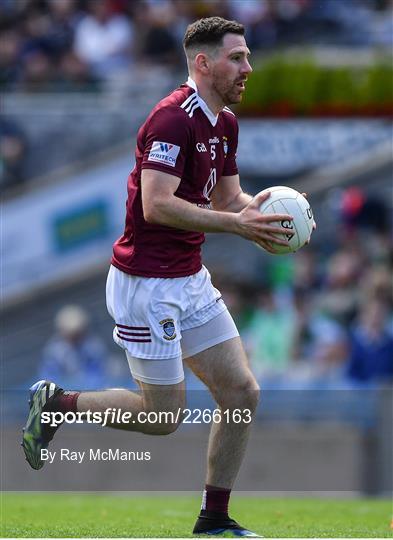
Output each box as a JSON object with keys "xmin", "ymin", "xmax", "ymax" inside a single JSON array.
[
  {"xmin": 37, "ymin": 187, "xmax": 392, "ymax": 392},
  {"xmin": 38, "ymin": 304, "xmax": 134, "ymax": 390},
  {"xmin": 1, "ymin": 0, "xmax": 392, "ymax": 191},
  {"xmin": 216, "ymin": 189, "xmax": 392, "ymax": 389},
  {"xmin": 1, "ymin": 0, "xmax": 392, "ymax": 93},
  {"xmin": 0, "ymin": 117, "xmax": 27, "ymax": 190}
]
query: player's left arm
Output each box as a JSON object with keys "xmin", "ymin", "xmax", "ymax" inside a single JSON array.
[{"xmin": 210, "ymin": 174, "xmax": 252, "ymax": 213}]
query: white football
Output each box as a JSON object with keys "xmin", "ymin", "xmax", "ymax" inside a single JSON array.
[{"xmin": 258, "ymin": 186, "xmax": 314, "ymax": 254}]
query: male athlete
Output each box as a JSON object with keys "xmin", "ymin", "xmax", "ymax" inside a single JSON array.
[{"xmin": 23, "ymin": 17, "xmax": 296, "ymax": 537}]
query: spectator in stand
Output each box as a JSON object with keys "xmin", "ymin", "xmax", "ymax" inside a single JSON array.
[
  {"xmin": 346, "ymin": 297, "xmax": 393, "ymax": 384},
  {"xmin": 0, "ymin": 118, "xmax": 27, "ymax": 190},
  {"xmin": 19, "ymin": 4, "xmax": 54, "ymax": 57},
  {"xmin": 57, "ymin": 49, "xmax": 101, "ymax": 91},
  {"xmin": 339, "ymin": 188, "xmax": 392, "ymax": 266},
  {"xmin": 362, "ymin": 265, "xmax": 392, "ymax": 306},
  {"xmin": 73, "ymin": 0, "xmax": 134, "ymax": 78},
  {"xmin": 304, "ymin": 313, "xmax": 349, "ymax": 387},
  {"xmin": 339, "ymin": 187, "xmax": 390, "ymax": 236},
  {"xmin": 0, "ymin": 28, "xmax": 23, "ymax": 90},
  {"xmin": 316, "ymin": 249, "xmax": 363, "ymax": 326},
  {"xmin": 246, "ymin": 286, "xmax": 296, "ymax": 381},
  {"xmin": 273, "ymin": 0, "xmax": 318, "ymax": 45},
  {"xmin": 135, "ymin": 1, "xmax": 181, "ymax": 68},
  {"xmin": 372, "ymin": 0, "xmax": 393, "ymax": 46},
  {"xmin": 214, "ymin": 278, "xmax": 256, "ymax": 333},
  {"xmin": 228, "ymin": 0, "xmax": 277, "ymax": 48},
  {"xmin": 38, "ymin": 305, "xmax": 108, "ymax": 390},
  {"xmin": 45, "ymin": 0, "xmax": 81, "ymax": 58},
  {"xmin": 292, "ymin": 249, "xmax": 321, "ymax": 295},
  {"xmin": 19, "ymin": 48, "xmax": 55, "ymax": 92}
]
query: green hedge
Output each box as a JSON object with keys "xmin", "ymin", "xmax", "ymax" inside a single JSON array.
[{"xmin": 238, "ymin": 56, "xmax": 393, "ymax": 116}]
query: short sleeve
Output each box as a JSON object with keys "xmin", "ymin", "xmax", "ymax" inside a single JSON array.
[
  {"xmin": 222, "ymin": 114, "xmax": 239, "ymax": 177},
  {"xmin": 141, "ymin": 106, "xmax": 190, "ymax": 178}
]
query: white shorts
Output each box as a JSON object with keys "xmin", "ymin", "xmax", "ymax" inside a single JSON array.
[{"xmin": 106, "ymin": 265, "xmax": 239, "ymax": 385}]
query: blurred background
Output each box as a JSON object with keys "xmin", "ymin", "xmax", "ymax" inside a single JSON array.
[{"xmin": 1, "ymin": 0, "xmax": 392, "ymax": 495}]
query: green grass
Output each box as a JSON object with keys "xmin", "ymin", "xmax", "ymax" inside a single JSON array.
[{"xmin": 1, "ymin": 493, "xmax": 392, "ymax": 538}]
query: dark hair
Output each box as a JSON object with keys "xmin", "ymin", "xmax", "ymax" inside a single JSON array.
[{"xmin": 183, "ymin": 17, "xmax": 244, "ymax": 51}]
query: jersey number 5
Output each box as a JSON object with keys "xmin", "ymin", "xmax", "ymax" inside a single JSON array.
[{"xmin": 203, "ymin": 168, "xmax": 217, "ymax": 199}]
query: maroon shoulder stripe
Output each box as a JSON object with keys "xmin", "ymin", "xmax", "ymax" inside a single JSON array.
[
  {"xmin": 116, "ymin": 323, "xmax": 150, "ymax": 331},
  {"xmin": 116, "ymin": 333, "xmax": 151, "ymax": 343}
]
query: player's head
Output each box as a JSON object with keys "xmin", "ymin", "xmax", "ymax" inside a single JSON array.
[{"xmin": 183, "ymin": 17, "xmax": 252, "ymax": 107}]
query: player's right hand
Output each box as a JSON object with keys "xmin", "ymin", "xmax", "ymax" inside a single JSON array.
[{"xmin": 235, "ymin": 191, "xmax": 294, "ymax": 254}]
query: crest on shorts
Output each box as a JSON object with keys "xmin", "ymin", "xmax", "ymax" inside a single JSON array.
[{"xmin": 159, "ymin": 318, "xmax": 176, "ymax": 341}]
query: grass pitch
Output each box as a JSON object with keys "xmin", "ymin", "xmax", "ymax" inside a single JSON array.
[{"xmin": 1, "ymin": 493, "xmax": 392, "ymax": 538}]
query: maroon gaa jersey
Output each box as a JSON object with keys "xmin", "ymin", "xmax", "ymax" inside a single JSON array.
[{"xmin": 111, "ymin": 77, "xmax": 239, "ymax": 278}]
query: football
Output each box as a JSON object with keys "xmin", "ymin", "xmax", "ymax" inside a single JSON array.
[{"xmin": 258, "ymin": 186, "xmax": 315, "ymax": 254}]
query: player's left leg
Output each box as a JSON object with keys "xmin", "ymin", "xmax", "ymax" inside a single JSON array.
[
  {"xmin": 186, "ymin": 336, "xmax": 259, "ymax": 487},
  {"xmin": 183, "ymin": 327, "xmax": 261, "ymax": 537}
]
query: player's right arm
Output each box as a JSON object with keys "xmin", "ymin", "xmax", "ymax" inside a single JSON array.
[{"xmin": 141, "ymin": 169, "xmax": 293, "ymax": 251}]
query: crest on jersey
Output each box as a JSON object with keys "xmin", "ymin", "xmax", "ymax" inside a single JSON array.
[
  {"xmin": 159, "ymin": 318, "xmax": 176, "ymax": 340},
  {"xmin": 223, "ymin": 136, "xmax": 228, "ymax": 157}
]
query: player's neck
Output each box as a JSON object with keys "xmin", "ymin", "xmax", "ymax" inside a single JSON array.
[{"xmin": 188, "ymin": 75, "xmax": 224, "ymax": 116}]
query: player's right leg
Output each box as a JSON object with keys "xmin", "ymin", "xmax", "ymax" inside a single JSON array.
[
  {"xmin": 22, "ymin": 265, "xmax": 187, "ymax": 469},
  {"xmin": 22, "ymin": 376, "xmax": 185, "ymax": 469},
  {"xmin": 76, "ymin": 378, "xmax": 185, "ymax": 435}
]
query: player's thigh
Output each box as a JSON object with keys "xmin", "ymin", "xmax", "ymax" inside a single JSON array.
[
  {"xmin": 184, "ymin": 337, "xmax": 259, "ymax": 410},
  {"xmin": 126, "ymin": 354, "xmax": 185, "ymax": 421}
]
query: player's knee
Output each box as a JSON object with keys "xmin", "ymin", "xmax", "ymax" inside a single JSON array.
[
  {"xmin": 244, "ymin": 379, "xmax": 260, "ymax": 413},
  {"xmin": 142, "ymin": 405, "xmax": 184, "ymax": 435},
  {"xmin": 217, "ymin": 375, "xmax": 260, "ymax": 413},
  {"xmin": 152, "ymin": 421, "xmax": 181, "ymax": 435},
  {"xmin": 146, "ymin": 410, "xmax": 183, "ymax": 435},
  {"xmin": 236, "ymin": 377, "xmax": 260, "ymax": 412}
]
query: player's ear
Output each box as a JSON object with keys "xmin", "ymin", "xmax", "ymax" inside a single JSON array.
[{"xmin": 194, "ymin": 52, "xmax": 210, "ymax": 74}]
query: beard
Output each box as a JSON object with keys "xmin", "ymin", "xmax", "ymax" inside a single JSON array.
[{"xmin": 212, "ymin": 77, "xmax": 244, "ymax": 106}]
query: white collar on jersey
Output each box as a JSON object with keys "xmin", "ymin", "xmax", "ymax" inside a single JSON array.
[{"xmin": 186, "ymin": 76, "xmax": 219, "ymax": 127}]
